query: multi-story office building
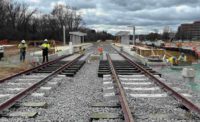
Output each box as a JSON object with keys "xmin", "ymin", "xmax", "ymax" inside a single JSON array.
[{"xmin": 176, "ymin": 21, "xmax": 200, "ymax": 40}]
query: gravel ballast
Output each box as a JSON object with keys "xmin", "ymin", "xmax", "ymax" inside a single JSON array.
[{"xmin": 0, "ymin": 57, "xmax": 103, "ymax": 122}]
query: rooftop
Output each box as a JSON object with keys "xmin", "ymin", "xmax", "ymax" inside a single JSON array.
[{"xmin": 69, "ymin": 31, "xmax": 87, "ymax": 36}]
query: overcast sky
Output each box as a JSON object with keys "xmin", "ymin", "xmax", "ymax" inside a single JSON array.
[{"xmin": 19, "ymin": 0, "xmax": 200, "ymax": 34}]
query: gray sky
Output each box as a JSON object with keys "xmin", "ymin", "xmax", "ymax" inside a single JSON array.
[{"xmin": 20, "ymin": 0, "xmax": 200, "ymax": 34}]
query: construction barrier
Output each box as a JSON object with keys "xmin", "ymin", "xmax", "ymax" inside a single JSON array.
[{"xmin": 0, "ymin": 40, "xmax": 8, "ymax": 45}]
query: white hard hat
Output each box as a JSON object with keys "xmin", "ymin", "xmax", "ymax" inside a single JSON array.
[
  {"xmin": 44, "ymin": 39, "xmax": 48, "ymax": 42},
  {"xmin": 21, "ymin": 40, "xmax": 25, "ymax": 43}
]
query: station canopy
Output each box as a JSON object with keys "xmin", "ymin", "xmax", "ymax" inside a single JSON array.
[
  {"xmin": 115, "ymin": 31, "xmax": 130, "ymax": 36},
  {"xmin": 69, "ymin": 31, "xmax": 87, "ymax": 45},
  {"xmin": 69, "ymin": 31, "xmax": 87, "ymax": 36}
]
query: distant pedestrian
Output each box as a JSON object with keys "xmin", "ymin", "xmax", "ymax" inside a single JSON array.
[
  {"xmin": 41, "ymin": 39, "xmax": 50, "ymax": 63},
  {"xmin": 18, "ymin": 40, "xmax": 27, "ymax": 62}
]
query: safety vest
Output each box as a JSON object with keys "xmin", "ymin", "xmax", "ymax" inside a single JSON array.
[
  {"xmin": 18, "ymin": 43, "xmax": 27, "ymax": 52},
  {"xmin": 41, "ymin": 43, "xmax": 50, "ymax": 49},
  {"xmin": 41, "ymin": 43, "xmax": 50, "ymax": 54},
  {"xmin": 168, "ymin": 57, "xmax": 177, "ymax": 65}
]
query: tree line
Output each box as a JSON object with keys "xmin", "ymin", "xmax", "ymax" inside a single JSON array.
[{"xmin": 0, "ymin": 0, "xmax": 114, "ymax": 42}]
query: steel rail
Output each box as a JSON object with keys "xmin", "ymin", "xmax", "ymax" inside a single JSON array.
[
  {"xmin": 0, "ymin": 54, "xmax": 72, "ymax": 83},
  {"xmin": 0, "ymin": 54, "xmax": 83, "ymax": 113},
  {"xmin": 117, "ymin": 51, "xmax": 200, "ymax": 115},
  {"xmin": 106, "ymin": 54, "xmax": 134, "ymax": 122}
]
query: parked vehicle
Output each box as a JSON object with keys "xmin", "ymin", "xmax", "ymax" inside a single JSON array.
[
  {"xmin": 146, "ymin": 41, "xmax": 153, "ymax": 46},
  {"xmin": 154, "ymin": 40, "xmax": 165, "ymax": 47}
]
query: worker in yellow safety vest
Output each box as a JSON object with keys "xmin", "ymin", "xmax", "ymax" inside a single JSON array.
[
  {"xmin": 168, "ymin": 56, "xmax": 178, "ymax": 65},
  {"xmin": 178, "ymin": 53, "xmax": 187, "ymax": 62},
  {"xmin": 41, "ymin": 39, "xmax": 50, "ymax": 63},
  {"xmin": 18, "ymin": 40, "xmax": 28, "ymax": 62}
]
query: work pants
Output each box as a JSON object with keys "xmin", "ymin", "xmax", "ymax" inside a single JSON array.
[
  {"xmin": 42, "ymin": 53, "xmax": 48, "ymax": 63},
  {"xmin": 20, "ymin": 51, "xmax": 26, "ymax": 62}
]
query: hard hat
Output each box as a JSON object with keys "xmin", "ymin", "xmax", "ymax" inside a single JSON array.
[
  {"xmin": 44, "ymin": 39, "xmax": 48, "ymax": 42},
  {"xmin": 21, "ymin": 40, "xmax": 25, "ymax": 43}
]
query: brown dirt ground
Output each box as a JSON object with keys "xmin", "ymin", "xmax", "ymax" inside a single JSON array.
[
  {"xmin": 1, "ymin": 44, "xmax": 38, "ymax": 80},
  {"xmin": 0, "ymin": 41, "xmax": 62, "ymax": 80},
  {"xmin": 0, "ymin": 62, "xmax": 32, "ymax": 80}
]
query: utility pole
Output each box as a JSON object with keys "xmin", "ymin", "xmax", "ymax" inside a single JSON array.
[
  {"xmin": 133, "ymin": 26, "xmax": 135, "ymax": 45},
  {"xmin": 128, "ymin": 25, "xmax": 135, "ymax": 45},
  {"xmin": 63, "ymin": 26, "xmax": 66, "ymax": 45}
]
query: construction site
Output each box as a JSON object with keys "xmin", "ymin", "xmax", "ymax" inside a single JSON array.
[{"xmin": 1, "ymin": 0, "xmax": 200, "ymax": 122}]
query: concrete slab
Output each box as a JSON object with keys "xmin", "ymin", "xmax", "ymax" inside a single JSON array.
[
  {"xmin": 103, "ymin": 92, "xmax": 115, "ymax": 97},
  {"xmin": 9, "ymin": 112, "xmax": 37, "ymax": 118},
  {"xmin": 17, "ymin": 79, "xmax": 37, "ymax": 81},
  {"xmin": 103, "ymin": 77, "xmax": 112, "ymax": 81},
  {"xmin": 92, "ymin": 102, "xmax": 120, "ymax": 108},
  {"xmin": 40, "ymin": 87, "xmax": 52, "ymax": 90},
  {"xmin": 118, "ymin": 75, "xmax": 145, "ymax": 78},
  {"xmin": 0, "ymin": 94, "xmax": 11, "ymax": 98},
  {"xmin": 22, "ymin": 75, "xmax": 47, "ymax": 79},
  {"xmin": 103, "ymin": 88, "xmax": 115, "ymax": 93},
  {"xmin": 21, "ymin": 102, "xmax": 47, "ymax": 108},
  {"xmin": 7, "ymin": 83, "xmax": 32, "ymax": 85},
  {"xmin": 91, "ymin": 112, "xmax": 122, "ymax": 119},
  {"xmin": 122, "ymin": 82, "xmax": 152, "ymax": 85},
  {"xmin": 103, "ymin": 75, "xmax": 112, "ymax": 78},
  {"xmin": 103, "ymin": 86, "xmax": 114, "ymax": 90},
  {"xmin": 124, "ymin": 87, "xmax": 160, "ymax": 91},
  {"xmin": 6, "ymin": 88, "xmax": 24, "ymax": 91},
  {"xmin": 182, "ymin": 94, "xmax": 192, "ymax": 97},
  {"xmin": 120, "ymin": 78, "xmax": 148, "ymax": 81},
  {"xmin": 57, "ymin": 75, "xmax": 66, "ymax": 77},
  {"xmin": 103, "ymin": 81, "xmax": 113, "ymax": 85},
  {"xmin": 31, "ymin": 93, "xmax": 45, "ymax": 97},
  {"xmin": 130, "ymin": 93, "xmax": 167, "ymax": 98},
  {"xmin": 47, "ymin": 82, "xmax": 58, "ymax": 85},
  {"xmin": 52, "ymin": 78, "xmax": 62, "ymax": 81}
]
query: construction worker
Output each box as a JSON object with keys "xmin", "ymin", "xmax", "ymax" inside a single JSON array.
[
  {"xmin": 98, "ymin": 46, "xmax": 103, "ymax": 60},
  {"xmin": 168, "ymin": 56, "xmax": 178, "ymax": 65},
  {"xmin": 41, "ymin": 39, "xmax": 50, "ymax": 63},
  {"xmin": 79, "ymin": 46, "xmax": 84, "ymax": 54},
  {"xmin": 18, "ymin": 40, "xmax": 28, "ymax": 62},
  {"xmin": 178, "ymin": 53, "xmax": 187, "ymax": 62}
]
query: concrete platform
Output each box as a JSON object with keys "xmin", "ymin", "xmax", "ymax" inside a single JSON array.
[{"xmin": 30, "ymin": 43, "xmax": 93, "ymax": 63}]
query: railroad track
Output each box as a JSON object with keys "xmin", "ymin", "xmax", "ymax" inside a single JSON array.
[
  {"xmin": 91, "ymin": 47, "xmax": 200, "ymax": 121},
  {"xmin": 0, "ymin": 54, "xmax": 85, "ymax": 117}
]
